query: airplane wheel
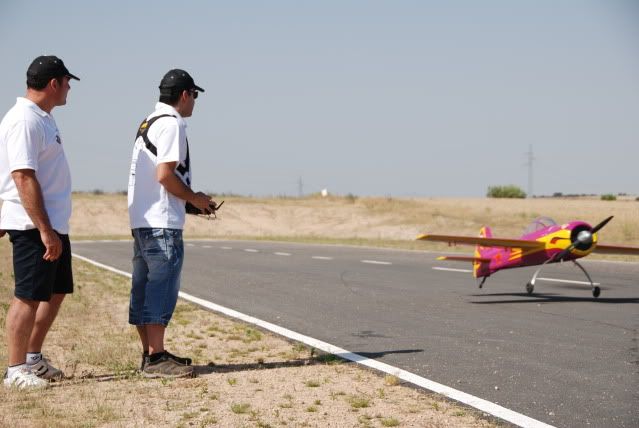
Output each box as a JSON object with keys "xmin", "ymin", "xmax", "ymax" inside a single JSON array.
[
  {"xmin": 592, "ymin": 286, "xmax": 601, "ymax": 298},
  {"xmin": 526, "ymin": 282, "xmax": 534, "ymax": 295}
]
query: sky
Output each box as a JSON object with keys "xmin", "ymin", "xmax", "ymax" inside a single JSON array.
[{"xmin": 0, "ymin": 1, "xmax": 637, "ymax": 197}]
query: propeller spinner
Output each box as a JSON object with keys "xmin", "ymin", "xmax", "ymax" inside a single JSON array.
[{"xmin": 555, "ymin": 215, "xmax": 614, "ymax": 261}]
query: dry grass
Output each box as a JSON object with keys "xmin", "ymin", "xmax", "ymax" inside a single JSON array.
[{"xmin": 0, "ymin": 238, "xmax": 497, "ymax": 427}]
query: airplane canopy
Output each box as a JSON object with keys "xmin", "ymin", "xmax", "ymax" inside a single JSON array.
[{"xmin": 522, "ymin": 217, "xmax": 557, "ymax": 235}]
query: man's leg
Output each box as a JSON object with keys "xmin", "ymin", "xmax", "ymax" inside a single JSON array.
[
  {"xmin": 4, "ymin": 297, "xmax": 49, "ymax": 388},
  {"xmin": 130, "ymin": 230, "xmax": 149, "ymax": 355},
  {"xmin": 146, "ymin": 324, "xmax": 165, "ymax": 355},
  {"xmin": 6, "ymin": 297, "xmax": 40, "ymax": 366},
  {"xmin": 136, "ymin": 324, "xmax": 167, "ymax": 356},
  {"xmin": 136, "ymin": 326, "xmax": 149, "ymax": 352},
  {"xmin": 138, "ymin": 228, "xmax": 178, "ymax": 355},
  {"xmin": 27, "ymin": 293, "xmax": 65, "ymax": 353},
  {"xmin": 137, "ymin": 229, "xmax": 192, "ymax": 378},
  {"xmin": 25, "ymin": 233, "xmax": 73, "ymax": 380}
]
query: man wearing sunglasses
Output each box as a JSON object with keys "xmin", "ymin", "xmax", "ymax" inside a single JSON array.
[{"xmin": 127, "ymin": 69, "xmax": 215, "ymax": 378}]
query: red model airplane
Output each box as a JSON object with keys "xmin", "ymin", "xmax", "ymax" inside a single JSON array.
[{"xmin": 417, "ymin": 216, "xmax": 639, "ymax": 297}]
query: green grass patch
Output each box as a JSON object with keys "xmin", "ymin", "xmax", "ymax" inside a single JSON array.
[
  {"xmin": 230, "ymin": 403, "xmax": 251, "ymax": 414},
  {"xmin": 347, "ymin": 395, "xmax": 370, "ymax": 409},
  {"xmin": 381, "ymin": 417, "xmax": 400, "ymax": 427}
]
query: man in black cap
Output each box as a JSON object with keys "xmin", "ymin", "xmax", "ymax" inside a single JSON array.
[
  {"xmin": 127, "ymin": 69, "xmax": 215, "ymax": 378},
  {"xmin": 0, "ymin": 55, "xmax": 79, "ymax": 389}
]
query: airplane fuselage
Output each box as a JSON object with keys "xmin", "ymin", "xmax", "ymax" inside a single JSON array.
[{"xmin": 475, "ymin": 221, "xmax": 597, "ymax": 278}]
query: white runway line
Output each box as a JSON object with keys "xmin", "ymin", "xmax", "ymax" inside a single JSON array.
[
  {"xmin": 202, "ymin": 245, "xmax": 212, "ymax": 248},
  {"xmin": 312, "ymin": 256, "xmax": 333, "ymax": 260},
  {"xmin": 274, "ymin": 252, "xmax": 292, "ymax": 256},
  {"xmin": 536, "ymin": 277, "xmax": 600, "ymax": 286},
  {"xmin": 72, "ymin": 252, "xmax": 555, "ymax": 428},
  {"xmin": 220, "ymin": 246, "xmax": 232, "ymax": 250},
  {"xmin": 72, "ymin": 253, "xmax": 133, "ymax": 279},
  {"xmin": 244, "ymin": 249, "xmax": 259, "ymax": 253},
  {"xmin": 361, "ymin": 260, "xmax": 392, "ymax": 265},
  {"xmin": 433, "ymin": 267, "xmax": 472, "ymax": 273}
]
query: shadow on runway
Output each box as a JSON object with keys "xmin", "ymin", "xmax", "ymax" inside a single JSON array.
[
  {"xmin": 191, "ymin": 349, "xmax": 424, "ymax": 375},
  {"xmin": 470, "ymin": 292, "xmax": 639, "ymax": 304},
  {"xmin": 345, "ymin": 349, "xmax": 423, "ymax": 359}
]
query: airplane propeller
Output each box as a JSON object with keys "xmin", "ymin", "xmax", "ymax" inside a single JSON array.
[
  {"xmin": 555, "ymin": 215, "xmax": 614, "ymax": 261},
  {"xmin": 590, "ymin": 215, "xmax": 614, "ymax": 234}
]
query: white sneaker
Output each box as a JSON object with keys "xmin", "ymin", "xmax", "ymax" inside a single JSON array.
[
  {"xmin": 28, "ymin": 358, "xmax": 63, "ymax": 381},
  {"xmin": 3, "ymin": 367, "xmax": 49, "ymax": 389}
]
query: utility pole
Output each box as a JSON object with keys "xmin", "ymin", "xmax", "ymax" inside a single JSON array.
[
  {"xmin": 525, "ymin": 145, "xmax": 535, "ymax": 198},
  {"xmin": 297, "ymin": 176, "xmax": 303, "ymax": 198}
]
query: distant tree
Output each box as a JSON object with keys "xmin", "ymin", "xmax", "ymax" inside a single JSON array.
[
  {"xmin": 601, "ymin": 194, "xmax": 617, "ymax": 201},
  {"xmin": 552, "ymin": 192, "xmax": 563, "ymax": 198},
  {"xmin": 487, "ymin": 185, "xmax": 526, "ymax": 199}
]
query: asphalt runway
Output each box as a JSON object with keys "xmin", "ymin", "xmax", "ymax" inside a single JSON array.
[{"xmin": 72, "ymin": 239, "xmax": 639, "ymax": 428}]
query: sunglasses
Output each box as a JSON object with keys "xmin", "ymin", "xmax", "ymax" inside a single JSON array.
[{"xmin": 189, "ymin": 90, "xmax": 199, "ymax": 99}]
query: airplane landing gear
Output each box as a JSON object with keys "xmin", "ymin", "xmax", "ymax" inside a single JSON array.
[
  {"xmin": 572, "ymin": 260, "xmax": 600, "ymax": 298},
  {"xmin": 525, "ymin": 257, "xmax": 601, "ymax": 298},
  {"xmin": 478, "ymin": 277, "xmax": 487, "ymax": 289}
]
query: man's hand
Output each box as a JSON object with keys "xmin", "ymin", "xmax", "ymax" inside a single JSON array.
[
  {"xmin": 189, "ymin": 192, "xmax": 217, "ymax": 214},
  {"xmin": 40, "ymin": 229, "xmax": 62, "ymax": 261}
]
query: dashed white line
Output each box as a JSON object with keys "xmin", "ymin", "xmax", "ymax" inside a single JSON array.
[
  {"xmin": 202, "ymin": 245, "xmax": 212, "ymax": 248},
  {"xmin": 432, "ymin": 267, "xmax": 472, "ymax": 273},
  {"xmin": 244, "ymin": 249, "xmax": 259, "ymax": 253},
  {"xmin": 312, "ymin": 256, "xmax": 333, "ymax": 260},
  {"xmin": 361, "ymin": 260, "xmax": 392, "ymax": 265},
  {"xmin": 186, "ymin": 243, "xmax": 195, "ymax": 247},
  {"xmin": 220, "ymin": 246, "xmax": 232, "ymax": 250},
  {"xmin": 274, "ymin": 252, "xmax": 292, "ymax": 256}
]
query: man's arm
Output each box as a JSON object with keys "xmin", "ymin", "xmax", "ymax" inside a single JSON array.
[
  {"xmin": 11, "ymin": 169, "xmax": 62, "ymax": 261},
  {"xmin": 156, "ymin": 162, "xmax": 214, "ymax": 212}
]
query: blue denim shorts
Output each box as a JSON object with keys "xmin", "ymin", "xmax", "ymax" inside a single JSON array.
[{"xmin": 129, "ymin": 228, "xmax": 184, "ymax": 326}]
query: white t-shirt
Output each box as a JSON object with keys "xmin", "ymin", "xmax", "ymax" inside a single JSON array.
[
  {"xmin": 0, "ymin": 97, "xmax": 72, "ymax": 234},
  {"xmin": 128, "ymin": 102, "xmax": 191, "ymax": 229}
]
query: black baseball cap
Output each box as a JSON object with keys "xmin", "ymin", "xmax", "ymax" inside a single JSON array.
[
  {"xmin": 26, "ymin": 55, "xmax": 80, "ymax": 86},
  {"xmin": 159, "ymin": 69, "xmax": 204, "ymax": 93}
]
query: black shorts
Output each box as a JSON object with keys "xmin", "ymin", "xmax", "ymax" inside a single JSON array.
[{"xmin": 7, "ymin": 229, "xmax": 74, "ymax": 302}]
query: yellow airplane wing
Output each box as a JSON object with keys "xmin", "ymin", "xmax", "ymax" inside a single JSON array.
[
  {"xmin": 591, "ymin": 244, "xmax": 639, "ymax": 255},
  {"xmin": 416, "ymin": 234, "xmax": 544, "ymax": 249}
]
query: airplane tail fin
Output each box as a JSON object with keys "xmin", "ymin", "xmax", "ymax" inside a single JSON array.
[
  {"xmin": 479, "ymin": 226, "xmax": 492, "ymax": 239},
  {"xmin": 473, "ymin": 226, "xmax": 492, "ymax": 278}
]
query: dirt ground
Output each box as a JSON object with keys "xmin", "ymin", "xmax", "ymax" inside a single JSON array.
[{"xmin": 0, "ymin": 194, "xmax": 510, "ymax": 427}]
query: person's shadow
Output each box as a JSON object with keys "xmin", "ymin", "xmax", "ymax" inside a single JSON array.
[{"xmin": 192, "ymin": 348, "xmax": 424, "ymax": 375}]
